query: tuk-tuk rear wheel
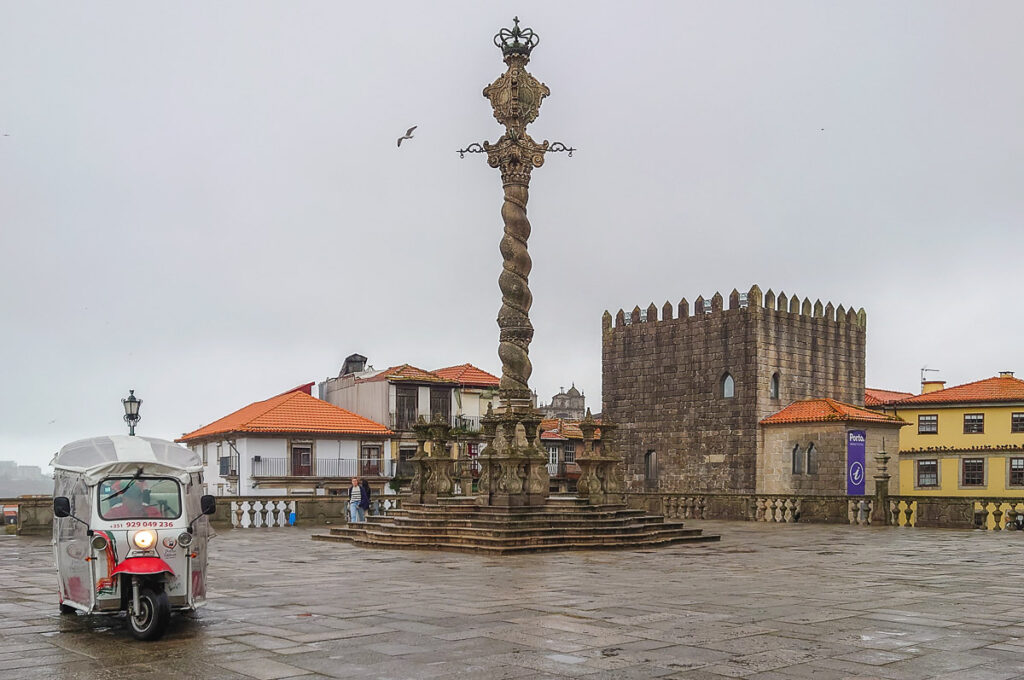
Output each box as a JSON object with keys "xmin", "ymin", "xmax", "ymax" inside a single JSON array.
[
  {"xmin": 128, "ymin": 587, "xmax": 170, "ymax": 641},
  {"xmin": 59, "ymin": 603, "xmax": 76, "ymax": 615}
]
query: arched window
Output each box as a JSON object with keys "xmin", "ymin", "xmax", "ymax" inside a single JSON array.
[
  {"xmin": 770, "ymin": 372, "xmax": 780, "ymax": 399},
  {"xmin": 644, "ymin": 450, "xmax": 658, "ymax": 484},
  {"xmin": 722, "ymin": 373, "xmax": 735, "ymax": 399},
  {"xmin": 806, "ymin": 443, "xmax": 818, "ymax": 474},
  {"xmin": 792, "ymin": 444, "xmax": 804, "ymax": 474}
]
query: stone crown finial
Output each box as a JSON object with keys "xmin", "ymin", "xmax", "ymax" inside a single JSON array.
[{"xmin": 494, "ymin": 16, "xmax": 540, "ymax": 57}]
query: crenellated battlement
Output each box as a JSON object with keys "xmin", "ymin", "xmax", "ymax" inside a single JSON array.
[{"xmin": 603, "ymin": 284, "xmax": 867, "ymax": 331}]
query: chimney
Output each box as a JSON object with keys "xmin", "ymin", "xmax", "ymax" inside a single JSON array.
[
  {"xmin": 341, "ymin": 353, "xmax": 368, "ymax": 375},
  {"xmin": 921, "ymin": 380, "xmax": 946, "ymax": 394},
  {"xmin": 1000, "ymin": 371, "xmax": 1015, "ymax": 378}
]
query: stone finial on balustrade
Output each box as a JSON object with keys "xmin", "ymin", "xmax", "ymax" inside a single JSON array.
[{"xmin": 872, "ymin": 439, "xmax": 892, "ymax": 525}]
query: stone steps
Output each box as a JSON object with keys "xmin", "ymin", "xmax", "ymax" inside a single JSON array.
[
  {"xmin": 327, "ymin": 520, "xmax": 692, "ymax": 540},
  {"xmin": 312, "ymin": 530, "xmax": 718, "ymax": 555},
  {"xmin": 313, "ymin": 497, "xmax": 719, "ymax": 554}
]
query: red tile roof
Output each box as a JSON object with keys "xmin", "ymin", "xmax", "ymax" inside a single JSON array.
[
  {"xmin": 355, "ymin": 364, "xmax": 457, "ymax": 385},
  {"xmin": 761, "ymin": 398, "xmax": 907, "ymax": 426},
  {"xmin": 864, "ymin": 388, "xmax": 914, "ymax": 407},
  {"xmin": 896, "ymin": 376, "xmax": 1024, "ymax": 406},
  {"xmin": 433, "ymin": 364, "xmax": 500, "ymax": 388},
  {"xmin": 178, "ymin": 390, "xmax": 392, "ymax": 443},
  {"xmin": 540, "ymin": 418, "xmax": 601, "ymax": 440}
]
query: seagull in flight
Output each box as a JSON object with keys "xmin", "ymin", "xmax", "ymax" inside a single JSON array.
[{"xmin": 397, "ymin": 125, "xmax": 417, "ymax": 147}]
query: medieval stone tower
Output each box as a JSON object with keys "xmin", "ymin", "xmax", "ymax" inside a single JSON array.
[{"xmin": 602, "ymin": 285, "xmax": 867, "ymax": 493}]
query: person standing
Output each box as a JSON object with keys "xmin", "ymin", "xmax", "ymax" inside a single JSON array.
[
  {"xmin": 348, "ymin": 477, "xmax": 363, "ymax": 523},
  {"xmin": 359, "ymin": 478, "xmax": 371, "ymax": 519}
]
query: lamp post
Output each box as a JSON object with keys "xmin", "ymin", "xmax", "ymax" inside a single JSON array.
[
  {"xmin": 122, "ymin": 389, "xmax": 142, "ymax": 436},
  {"xmin": 460, "ymin": 18, "xmax": 574, "ymax": 507}
]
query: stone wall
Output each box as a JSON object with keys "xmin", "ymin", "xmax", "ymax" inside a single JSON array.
[
  {"xmin": 603, "ymin": 285, "xmax": 866, "ymax": 493},
  {"xmin": 759, "ymin": 422, "xmax": 902, "ymax": 495}
]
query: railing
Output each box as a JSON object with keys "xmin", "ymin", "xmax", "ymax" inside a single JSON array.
[
  {"xmin": 452, "ymin": 415, "xmax": 481, "ymax": 433},
  {"xmin": 388, "ymin": 412, "xmax": 481, "ymax": 433},
  {"xmin": 547, "ymin": 462, "xmax": 579, "ymax": 478},
  {"xmin": 252, "ymin": 457, "xmax": 399, "ymax": 478}
]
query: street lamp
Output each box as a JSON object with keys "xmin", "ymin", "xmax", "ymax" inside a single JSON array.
[{"xmin": 122, "ymin": 389, "xmax": 142, "ymax": 436}]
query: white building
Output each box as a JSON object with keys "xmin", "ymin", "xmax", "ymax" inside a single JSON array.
[{"xmin": 177, "ymin": 384, "xmax": 392, "ymax": 497}]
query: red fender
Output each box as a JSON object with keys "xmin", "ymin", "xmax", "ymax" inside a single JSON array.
[{"xmin": 110, "ymin": 557, "xmax": 175, "ymax": 577}]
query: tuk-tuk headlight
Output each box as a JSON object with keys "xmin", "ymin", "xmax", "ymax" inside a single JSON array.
[
  {"xmin": 90, "ymin": 534, "xmax": 108, "ymax": 551},
  {"xmin": 132, "ymin": 529, "xmax": 157, "ymax": 550},
  {"xmin": 177, "ymin": 531, "xmax": 193, "ymax": 547}
]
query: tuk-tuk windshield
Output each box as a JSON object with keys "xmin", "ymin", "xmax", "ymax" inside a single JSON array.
[{"xmin": 98, "ymin": 477, "xmax": 182, "ymax": 520}]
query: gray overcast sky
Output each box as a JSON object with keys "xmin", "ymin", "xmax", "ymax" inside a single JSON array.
[{"xmin": 2, "ymin": 2, "xmax": 1022, "ymax": 468}]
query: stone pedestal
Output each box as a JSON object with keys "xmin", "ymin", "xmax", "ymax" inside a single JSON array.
[
  {"xmin": 478, "ymin": 400, "xmax": 549, "ymax": 507},
  {"xmin": 408, "ymin": 415, "xmax": 456, "ymax": 505},
  {"xmin": 575, "ymin": 410, "xmax": 624, "ymax": 506}
]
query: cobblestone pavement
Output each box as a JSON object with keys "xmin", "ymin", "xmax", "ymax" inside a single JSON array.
[{"xmin": 2, "ymin": 521, "xmax": 1024, "ymax": 679}]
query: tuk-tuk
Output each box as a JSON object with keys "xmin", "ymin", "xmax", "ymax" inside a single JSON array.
[{"xmin": 51, "ymin": 435, "xmax": 216, "ymax": 640}]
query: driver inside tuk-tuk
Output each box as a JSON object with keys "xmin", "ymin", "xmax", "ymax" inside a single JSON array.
[{"xmin": 104, "ymin": 481, "xmax": 163, "ymax": 519}]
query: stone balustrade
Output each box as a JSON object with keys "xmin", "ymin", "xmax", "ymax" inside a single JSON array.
[{"xmin": 630, "ymin": 492, "xmax": 1024, "ymax": 531}]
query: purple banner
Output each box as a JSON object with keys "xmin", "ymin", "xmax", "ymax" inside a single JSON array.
[{"xmin": 846, "ymin": 429, "xmax": 866, "ymax": 495}]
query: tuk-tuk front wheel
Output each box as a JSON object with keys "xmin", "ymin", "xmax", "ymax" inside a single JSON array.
[
  {"xmin": 59, "ymin": 603, "xmax": 76, "ymax": 615},
  {"xmin": 128, "ymin": 587, "xmax": 170, "ymax": 641}
]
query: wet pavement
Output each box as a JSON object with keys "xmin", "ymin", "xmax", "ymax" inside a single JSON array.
[{"xmin": 2, "ymin": 521, "xmax": 1024, "ymax": 679}]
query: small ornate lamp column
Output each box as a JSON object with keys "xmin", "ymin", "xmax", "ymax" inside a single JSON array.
[
  {"xmin": 460, "ymin": 18, "xmax": 574, "ymax": 507},
  {"xmin": 872, "ymin": 439, "xmax": 892, "ymax": 525}
]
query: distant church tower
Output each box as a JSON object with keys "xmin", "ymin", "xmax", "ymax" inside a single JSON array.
[
  {"xmin": 539, "ymin": 384, "xmax": 586, "ymax": 420},
  {"xmin": 602, "ymin": 285, "xmax": 866, "ymax": 494}
]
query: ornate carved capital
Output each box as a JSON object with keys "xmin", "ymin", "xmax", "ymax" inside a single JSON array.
[{"xmin": 483, "ymin": 55, "xmax": 549, "ymax": 131}]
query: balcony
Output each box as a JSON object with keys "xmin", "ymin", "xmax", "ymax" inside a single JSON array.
[
  {"xmin": 251, "ymin": 458, "xmax": 399, "ymax": 479},
  {"xmin": 388, "ymin": 413, "xmax": 481, "ymax": 434},
  {"xmin": 546, "ymin": 461, "xmax": 579, "ymax": 479}
]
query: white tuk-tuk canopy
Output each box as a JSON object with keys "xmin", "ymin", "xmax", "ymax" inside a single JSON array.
[{"xmin": 51, "ymin": 436, "xmax": 203, "ymax": 486}]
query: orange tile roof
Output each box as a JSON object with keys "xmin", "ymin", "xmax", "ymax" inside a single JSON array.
[
  {"xmin": 864, "ymin": 388, "xmax": 914, "ymax": 407},
  {"xmin": 355, "ymin": 364, "xmax": 457, "ymax": 385},
  {"xmin": 433, "ymin": 364, "xmax": 500, "ymax": 388},
  {"xmin": 539, "ymin": 418, "xmax": 601, "ymax": 440},
  {"xmin": 178, "ymin": 390, "xmax": 392, "ymax": 443},
  {"xmin": 761, "ymin": 398, "xmax": 908, "ymax": 426},
  {"xmin": 896, "ymin": 376, "xmax": 1024, "ymax": 406}
]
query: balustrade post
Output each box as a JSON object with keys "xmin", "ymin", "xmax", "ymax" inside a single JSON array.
[{"xmin": 992, "ymin": 503, "xmax": 1003, "ymax": 531}]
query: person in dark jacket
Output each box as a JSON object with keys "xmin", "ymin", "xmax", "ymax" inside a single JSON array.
[{"xmin": 359, "ymin": 478, "xmax": 371, "ymax": 517}]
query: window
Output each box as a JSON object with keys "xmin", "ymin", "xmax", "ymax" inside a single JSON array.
[
  {"xmin": 770, "ymin": 373, "xmax": 780, "ymax": 399},
  {"xmin": 703, "ymin": 299, "xmax": 712, "ymax": 314},
  {"xmin": 201, "ymin": 444, "xmax": 207, "ymax": 465},
  {"xmin": 918, "ymin": 414, "xmax": 938, "ymax": 435},
  {"xmin": 806, "ymin": 443, "xmax": 818, "ymax": 474},
  {"xmin": 917, "ymin": 460, "xmax": 938, "ymax": 487},
  {"xmin": 430, "ymin": 388, "xmax": 451, "ymax": 422},
  {"xmin": 1012, "ymin": 413, "xmax": 1024, "ymax": 433},
  {"xmin": 639, "ymin": 308, "xmax": 647, "ymax": 322},
  {"xmin": 1009, "ymin": 458, "xmax": 1024, "ymax": 486},
  {"xmin": 547, "ymin": 445, "xmax": 559, "ymax": 466},
  {"xmin": 738, "ymin": 292, "xmax": 748, "ymax": 308},
  {"xmin": 791, "ymin": 444, "xmax": 804, "ymax": 474},
  {"xmin": 98, "ymin": 477, "xmax": 182, "ymax": 520},
  {"xmin": 564, "ymin": 442, "xmax": 576, "ymax": 463},
  {"xmin": 962, "ymin": 458, "xmax": 984, "ymax": 486},
  {"xmin": 722, "ymin": 373, "xmax": 735, "ymax": 399},
  {"xmin": 644, "ymin": 450, "xmax": 658, "ymax": 483},
  {"xmin": 964, "ymin": 413, "xmax": 984, "ymax": 434},
  {"xmin": 396, "ymin": 386, "xmax": 418, "ymax": 430}
]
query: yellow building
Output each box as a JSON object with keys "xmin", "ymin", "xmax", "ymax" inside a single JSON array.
[{"xmin": 893, "ymin": 372, "xmax": 1024, "ymax": 496}]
